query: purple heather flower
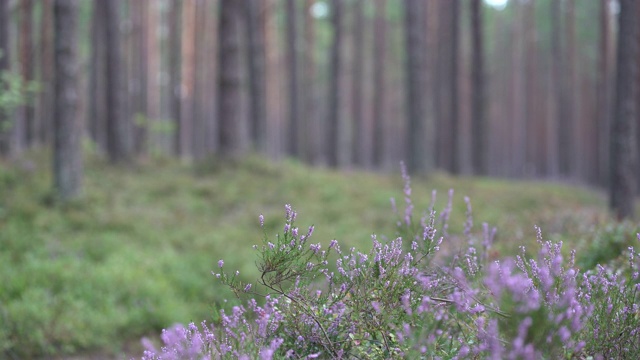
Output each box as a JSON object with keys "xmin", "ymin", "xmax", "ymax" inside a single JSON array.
[
  {"xmin": 218, "ymin": 260, "xmax": 224, "ymax": 268},
  {"xmin": 259, "ymin": 214, "xmax": 264, "ymax": 227},
  {"xmin": 244, "ymin": 283, "xmax": 252, "ymax": 292}
]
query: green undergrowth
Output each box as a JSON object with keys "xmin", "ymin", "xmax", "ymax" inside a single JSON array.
[{"xmin": 0, "ymin": 152, "xmax": 621, "ymax": 358}]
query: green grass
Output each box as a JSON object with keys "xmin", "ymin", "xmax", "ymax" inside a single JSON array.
[{"xmin": 0, "ymin": 152, "xmax": 620, "ymax": 358}]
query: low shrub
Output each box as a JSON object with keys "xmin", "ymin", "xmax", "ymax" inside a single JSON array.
[{"xmin": 139, "ymin": 165, "xmax": 640, "ymax": 359}]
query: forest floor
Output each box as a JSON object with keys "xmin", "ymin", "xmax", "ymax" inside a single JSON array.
[{"xmin": 0, "ymin": 151, "xmax": 634, "ymax": 359}]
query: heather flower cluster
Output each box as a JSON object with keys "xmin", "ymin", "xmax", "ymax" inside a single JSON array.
[{"xmin": 140, "ymin": 165, "xmax": 640, "ymax": 359}]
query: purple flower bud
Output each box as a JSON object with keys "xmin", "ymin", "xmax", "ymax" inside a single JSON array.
[{"xmin": 218, "ymin": 260, "xmax": 224, "ymax": 268}]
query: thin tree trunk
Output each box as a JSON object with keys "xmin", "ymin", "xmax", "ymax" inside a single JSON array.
[
  {"xmin": 470, "ymin": 0, "xmax": 487, "ymax": 175},
  {"xmin": 327, "ymin": 0, "xmax": 343, "ymax": 167},
  {"xmin": 245, "ymin": 0, "xmax": 267, "ymax": 154},
  {"xmin": 146, "ymin": 0, "xmax": 160, "ymax": 155},
  {"xmin": 89, "ymin": 0, "xmax": 106, "ymax": 151},
  {"xmin": 449, "ymin": 0, "xmax": 460, "ymax": 174},
  {"xmin": 372, "ymin": 0, "xmax": 386, "ymax": 168},
  {"xmin": 180, "ymin": 0, "xmax": 196, "ymax": 160},
  {"xmin": 597, "ymin": 0, "xmax": 611, "ymax": 186},
  {"xmin": 53, "ymin": 0, "xmax": 82, "ymax": 200},
  {"xmin": 20, "ymin": 0, "xmax": 34, "ymax": 147},
  {"xmin": 352, "ymin": 0, "xmax": 364, "ymax": 166},
  {"xmin": 304, "ymin": 0, "xmax": 320, "ymax": 164},
  {"xmin": 286, "ymin": 0, "xmax": 301, "ymax": 157},
  {"xmin": 102, "ymin": 0, "xmax": 129, "ymax": 163},
  {"xmin": 610, "ymin": 0, "xmax": 638, "ymax": 220},
  {"xmin": 39, "ymin": 0, "xmax": 54, "ymax": 145},
  {"xmin": 168, "ymin": 0, "xmax": 182, "ymax": 156},
  {"xmin": 218, "ymin": 0, "xmax": 244, "ymax": 157},
  {"xmin": 404, "ymin": 0, "xmax": 429, "ymax": 174},
  {"xmin": 0, "ymin": 0, "xmax": 11, "ymax": 156}
]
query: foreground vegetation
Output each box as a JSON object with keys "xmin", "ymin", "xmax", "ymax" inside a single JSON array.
[{"xmin": 0, "ymin": 152, "xmax": 636, "ymax": 358}]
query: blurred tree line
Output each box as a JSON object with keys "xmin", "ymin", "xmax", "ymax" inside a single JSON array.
[{"xmin": 0, "ymin": 0, "xmax": 637, "ymax": 218}]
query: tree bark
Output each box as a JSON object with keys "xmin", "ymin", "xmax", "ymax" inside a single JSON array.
[
  {"xmin": 372, "ymin": 0, "xmax": 387, "ymax": 168},
  {"xmin": 245, "ymin": 0, "xmax": 267, "ymax": 154},
  {"xmin": 597, "ymin": 0, "xmax": 611, "ymax": 186},
  {"xmin": 286, "ymin": 0, "xmax": 301, "ymax": 157},
  {"xmin": 20, "ymin": 0, "xmax": 34, "ymax": 148},
  {"xmin": 404, "ymin": 0, "xmax": 429, "ymax": 174},
  {"xmin": 168, "ymin": 0, "xmax": 182, "ymax": 156},
  {"xmin": 0, "ymin": 0, "xmax": 10, "ymax": 156},
  {"xmin": 610, "ymin": 0, "xmax": 638, "ymax": 220},
  {"xmin": 304, "ymin": 0, "xmax": 320, "ymax": 164},
  {"xmin": 217, "ymin": 0, "xmax": 244, "ymax": 157},
  {"xmin": 89, "ymin": 0, "xmax": 106, "ymax": 151},
  {"xmin": 39, "ymin": 0, "xmax": 54, "ymax": 145},
  {"xmin": 53, "ymin": 0, "xmax": 82, "ymax": 200},
  {"xmin": 449, "ymin": 0, "xmax": 460, "ymax": 174},
  {"xmin": 470, "ymin": 0, "xmax": 487, "ymax": 175},
  {"xmin": 352, "ymin": 0, "xmax": 365, "ymax": 166},
  {"xmin": 327, "ymin": 0, "xmax": 343, "ymax": 167},
  {"xmin": 179, "ymin": 0, "xmax": 196, "ymax": 160},
  {"xmin": 101, "ymin": 0, "xmax": 130, "ymax": 163}
]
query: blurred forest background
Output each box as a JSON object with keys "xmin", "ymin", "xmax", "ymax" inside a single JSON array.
[
  {"xmin": 2, "ymin": 0, "xmax": 640, "ymax": 358},
  {"xmin": 0, "ymin": 0, "xmax": 634, "ymax": 193}
]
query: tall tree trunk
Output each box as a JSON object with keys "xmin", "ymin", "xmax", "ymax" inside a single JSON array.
[
  {"xmin": 470, "ymin": 0, "xmax": 487, "ymax": 175},
  {"xmin": 20, "ymin": 0, "xmax": 34, "ymax": 148},
  {"xmin": 102, "ymin": 0, "xmax": 129, "ymax": 163},
  {"xmin": 130, "ymin": 0, "xmax": 148, "ymax": 155},
  {"xmin": 245, "ymin": 0, "xmax": 267, "ymax": 154},
  {"xmin": 0, "ymin": 0, "xmax": 11, "ymax": 156},
  {"xmin": 565, "ymin": 0, "xmax": 578, "ymax": 178},
  {"xmin": 286, "ymin": 0, "xmax": 301, "ymax": 157},
  {"xmin": 264, "ymin": 0, "xmax": 283, "ymax": 158},
  {"xmin": 53, "ymin": 0, "xmax": 82, "ymax": 200},
  {"xmin": 217, "ymin": 0, "xmax": 244, "ymax": 157},
  {"xmin": 146, "ymin": 0, "xmax": 160, "ymax": 155},
  {"xmin": 610, "ymin": 0, "xmax": 638, "ymax": 220},
  {"xmin": 404, "ymin": 0, "xmax": 429, "ymax": 174},
  {"xmin": 168, "ymin": 0, "xmax": 182, "ymax": 156},
  {"xmin": 180, "ymin": 0, "xmax": 196, "ymax": 160},
  {"xmin": 372, "ymin": 0, "xmax": 387, "ymax": 168},
  {"xmin": 304, "ymin": 0, "xmax": 320, "ymax": 164},
  {"xmin": 524, "ymin": 0, "xmax": 538, "ymax": 176},
  {"xmin": 351, "ymin": 0, "xmax": 365, "ymax": 166},
  {"xmin": 597, "ymin": 0, "xmax": 612, "ymax": 186},
  {"xmin": 39, "ymin": 0, "xmax": 54, "ymax": 145},
  {"xmin": 449, "ymin": 0, "xmax": 460, "ymax": 174},
  {"xmin": 551, "ymin": 0, "xmax": 571, "ymax": 177},
  {"xmin": 327, "ymin": 0, "xmax": 343, "ymax": 167},
  {"xmin": 192, "ymin": 0, "xmax": 207, "ymax": 159},
  {"xmin": 89, "ymin": 0, "xmax": 106, "ymax": 151}
]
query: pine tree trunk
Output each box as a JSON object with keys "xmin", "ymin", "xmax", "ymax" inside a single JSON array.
[
  {"xmin": 327, "ymin": 0, "xmax": 343, "ymax": 167},
  {"xmin": 286, "ymin": 0, "xmax": 301, "ymax": 157},
  {"xmin": 304, "ymin": 0, "xmax": 320, "ymax": 164},
  {"xmin": 470, "ymin": 0, "xmax": 487, "ymax": 175},
  {"xmin": 372, "ymin": 0, "xmax": 387, "ymax": 168},
  {"xmin": 101, "ymin": 0, "xmax": 129, "ymax": 163},
  {"xmin": 180, "ymin": 0, "xmax": 196, "ymax": 160},
  {"xmin": 39, "ymin": 0, "xmax": 54, "ymax": 145},
  {"xmin": 245, "ymin": 0, "xmax": 267, "ymax": 154},
  {"xmin": 20, "ymin": 0, "xmax": 34, "ymax": 148},
  {"xmin": 404, "ymin": 0, "xmax": 428, "ymax": 174},
  {"xmin": 0, "ymin": 0, "xmax": 11, "ymax": 156},
  {"xmin": 352, "ymin": 0, "xmax": 365, "ymax": 167},
  {"xmin": 53, "ymin": 0, "xmax": 82, "ymax": 200},
  {"xmin": 168, "ymin": 0, "xmax": 182, "ymax": 156},
  {"xmin": 610, "ymin": 0, "xmax": 638, "ymax": 220},
  {"xmin": 217, "ymin": 0, "xmax": 244, "ymax": 157}
]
